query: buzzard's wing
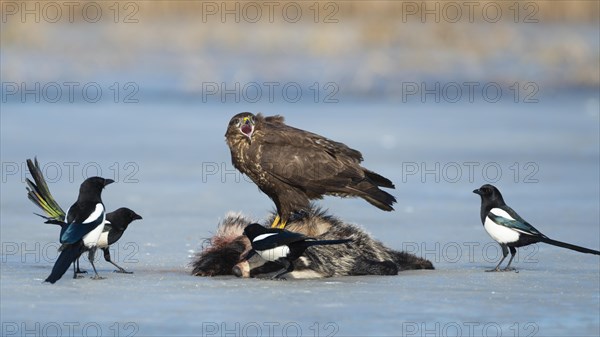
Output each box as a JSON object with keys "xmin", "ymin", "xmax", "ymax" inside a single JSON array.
[
  {"xmin": 252, "ymin": 114, "xmax": 396, "ymax": 211},
  {"xmin": 264, "ymin": 118, "xmax": 363, "ymax": 162},
  {"xmin": 264, "ymin": 115, "xmax": 286, "ymax": 124},
  {"xmin": 260, "ymin": 125, "xmax": 367, "ymax": 197}
]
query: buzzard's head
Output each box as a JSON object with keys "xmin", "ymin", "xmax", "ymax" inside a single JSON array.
[{"xmin": 227, "ymin": 112, "xmax": 256, "ymax": 142}]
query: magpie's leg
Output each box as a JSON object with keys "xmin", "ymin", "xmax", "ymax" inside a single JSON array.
[
  {"xmin": 75, "ymin": 258, "xmax": 87, "ymax": 274},
  {"xmin": 486, "ymin": 244, "xmax": 509, "ymax": 272},
  {"xmin": 72, "ymin": 261, "xmax": 85, "ymax": 279},
  {"xmin": 109, "ymin": 261, "xmax": 131, "ymax": 274},
  {"xmin": 503, "ymin": 247, "xmax": 518, "ymax": 272},
  {"xmin": 88, "ymin": 248, "xmax": 105, "ymax": 280},
  {"xmin": 103, "ymin": 248, "xmax": 132, "ymax": 274}
]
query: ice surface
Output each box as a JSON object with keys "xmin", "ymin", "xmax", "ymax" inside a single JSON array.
[{"xmin": 1, "ymin": 95, "xmax": 598, "ymax": 336}]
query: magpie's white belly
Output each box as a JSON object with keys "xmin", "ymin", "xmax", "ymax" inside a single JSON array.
[
  {"xmin": 257, "ymin": 246, "xmax": 290, "ymax": 261},
  {"xmin": 484, "ymin": 217, "xmax": 519, "ymax": 244},
  {"xmin": 82, "ymin": 215, "xmax": 106, "ymax": 248},
  {"xmin": 96, "ymin": 231, "xmax": 109, "ymax": 248}
]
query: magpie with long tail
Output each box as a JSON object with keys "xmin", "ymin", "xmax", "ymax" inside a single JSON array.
[
  {"xmin": 242, "ymin": 223, "xmax": 352, "ymax": 279},
  {"xmin": 43, "ymin": 176, "xmax": 113, "ymax": 283},
  {"xmin": 25, "ymin": 158, "xmax": 142, "ymax": 276},
  {"xmin": 473, "ymin": 184, "xmax": 600, "ymax": 272},
  {"xmin": 55, "ymin": 208, "xmax": 142, "ymax": 275}
]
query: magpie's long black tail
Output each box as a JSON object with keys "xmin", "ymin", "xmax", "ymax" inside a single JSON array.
[
  {"xmin": 305, "ymin": 239, "xmax": 352, "ymax": 247},
  {"xmin": 540, "ymin": 237, "xmax": 600, "ymax": 255},
  {"xmin": 45, "ymin": 243, "xmax": 84, "ymax": 284},
  {"xmin": 25, "ymin": 157, "xmax": 66, "ymax": 224}
]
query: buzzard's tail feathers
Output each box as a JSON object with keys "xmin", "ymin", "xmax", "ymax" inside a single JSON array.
[
  {"xmin": 360, "ymin": 186, "xmax": 396, "ymax": 212},
  {"xmin": 364, "ymin": 169, "xmax": 395, "ymax": 189}
]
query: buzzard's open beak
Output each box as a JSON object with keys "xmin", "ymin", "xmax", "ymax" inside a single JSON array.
[{"xmin": 241, "ymin": 118, "xmax": 254, "ymax": 139}]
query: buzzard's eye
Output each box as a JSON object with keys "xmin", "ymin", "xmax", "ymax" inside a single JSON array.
[{"xmin": 233, "ymin": 118, "xmax": 241, "ymax": 127}]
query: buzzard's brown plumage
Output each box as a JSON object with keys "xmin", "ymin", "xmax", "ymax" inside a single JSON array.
[{"xmin": 225, "ymin": 112, "xmax": 396, "ymax": 228}]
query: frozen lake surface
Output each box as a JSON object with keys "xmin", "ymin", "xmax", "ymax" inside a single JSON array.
[{"xmin": 1, "ymin": 95, "xmax": 599, "ymax": 336}]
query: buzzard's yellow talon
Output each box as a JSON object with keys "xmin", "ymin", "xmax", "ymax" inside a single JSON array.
[
  {"xmin": 277, "ymin": 220, "xmax": 287, "ymax": 229},
  {"xmin": 270, "ymin": 215, "xmax": 281, "ymax": 228}
]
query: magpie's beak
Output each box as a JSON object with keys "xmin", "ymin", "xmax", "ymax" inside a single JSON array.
[
  {"xmin": 473, "ymin": 189, "xmax": 482, "ymax": 195},
  {"xmin": 133, "ymin": 213, "xmax": 143, "ymax": 220},
  {"xmin": 104, "ymin": 179, "xmax": 115, "ymax": 186}
]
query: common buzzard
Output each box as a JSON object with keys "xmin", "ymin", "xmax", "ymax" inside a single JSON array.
[{"xmin": 225, "ymin": 112, "xmax": 396, "ymax": 229}]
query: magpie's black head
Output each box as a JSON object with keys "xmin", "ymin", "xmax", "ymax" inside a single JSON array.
[
  {"xmin": 106, "ymin": 207, "xmax": 142, "ymax": 229},
  {"xmin": 78, "ymin": 177, "xmax": 114, "ymax": 200},
  {"xmin": 243, "ymin": 223, "xmax": 269, "ymax": 241},
  {"xmin": 473, "ymin": 184, "xmax": 506, "ymax": 206}
]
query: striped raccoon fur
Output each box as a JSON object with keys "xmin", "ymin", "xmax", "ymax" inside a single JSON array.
[{"xmin": 191, "ymin": 207, "xmax": 433, "ymax": 279}]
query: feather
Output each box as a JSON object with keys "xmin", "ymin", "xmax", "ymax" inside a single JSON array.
[{"xmin": 26, "ymin": 158, "xmax": 66, "ymax": 221}]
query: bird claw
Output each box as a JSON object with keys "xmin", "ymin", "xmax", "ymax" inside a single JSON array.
[
  {"xmin": 113, "ymin": 269, "xmax": 133, "ymax": 274},
  {"xmin": 76, "ymin": 269, "xmax": 88, "ymax": 274},
  {"xmin": 91, "ymin": 275, "xmax": 105, "ymax": 280},
  {"xmin": 486, "ymin": 268, "xmax": 518, "ymax": 273}
]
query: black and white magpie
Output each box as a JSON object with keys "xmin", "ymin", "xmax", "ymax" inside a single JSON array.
[
  {"xmin": 44, "ymin": 176, "xmax": 113, "ymax": 283},
  {"xmin": 96, "ymin": 208, "xmax": 143, "ymax": 273},
  {"xmin": 26, "ymin": 158, "xmax": 142, "ymax": 275},
  {"xmin": 473, "ymin": 184, "xmax": 600, "ymax": 272},
  {"xmin": 62, "ymin": 207, "xmax": 143, "ymax": 275},
  {"xmin": 243, "ymin": 223, "xmax": 352, "ymax": 278},
  {"xmin": 43, "ymin": 208, "xmax": 142, "ymax": 276}
]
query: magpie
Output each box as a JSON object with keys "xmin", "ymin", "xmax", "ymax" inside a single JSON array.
[
  {"xmin": 473, "ymin": 184, "xmax": 600, "ymax": 272},
  {"xmin": 96, "ymin": 208, "xmax": 142, "ymax": 273},
  {"xmin": 43, "ymin": 176, "xmax": 113, "ymax": 283},
  {"xmin": 56, "ymin": 208, "xmax": 143, "ymax": 275},
  {"xmin": 243, "ymin": 223, "xmax": 352, "ymax": 279},
  {"xmin": 25, "ymin": 158, "xmax": 142, "ymax": 276}
]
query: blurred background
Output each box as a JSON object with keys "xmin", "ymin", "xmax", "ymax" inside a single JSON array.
[
  {"xmin": 1, "ymin": 1, "xmax": 599, "ymax": 336},
  {"xmin": 2, "ymin": 1, "xmax": 599, "ymax": 97}
]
